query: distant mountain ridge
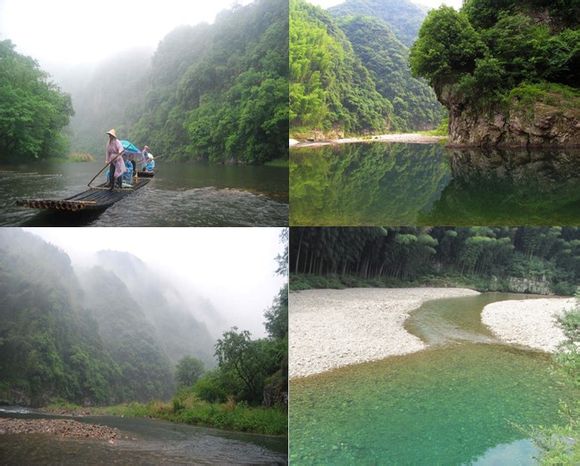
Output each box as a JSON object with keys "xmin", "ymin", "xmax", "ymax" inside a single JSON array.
[{"xmin": 329, "ymin": 0, "xmax": 427, "ymax": 47}]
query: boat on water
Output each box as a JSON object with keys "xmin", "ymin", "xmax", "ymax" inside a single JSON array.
[
  {"xmin": 17, "ymin": 178, "xmax": 151, "ymax": 212},
  {"xmin": 17, "ymin": 138, "xmax": 157, "ymax": 212}
]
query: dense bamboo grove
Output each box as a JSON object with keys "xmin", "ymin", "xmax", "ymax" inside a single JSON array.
[{"xmin": 291, "ymin": 227, "xmax": 580, "ymax": 294}]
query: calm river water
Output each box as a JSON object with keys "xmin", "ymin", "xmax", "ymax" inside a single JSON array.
[
  {"xmin": 0, "ymin": 407, "xmax": 287, "ymax": 464},
  {"xmin": 0, "ymin": 161, "xmax": 288, "ymax": 226},
  {"xmin": 290, "ymin": 293, "xmax": 577, "ymax": 465},
  {"xmin": 290, "ymin": 143, "xmax": 580, "ymax": 226}
]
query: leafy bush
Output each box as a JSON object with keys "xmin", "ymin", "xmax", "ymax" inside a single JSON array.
[
  {"xmin": 411, "ymin": 1, "xmax": 580, "ymax": 108},
  {"xmin": 193, "ymin": 371, "xmax": 229, "ymax": 403},
  {"xmin": 531, "ymin": 294, "xmax": 579, "ymax": 464}
]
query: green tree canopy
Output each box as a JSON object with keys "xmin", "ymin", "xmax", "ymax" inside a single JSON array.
[
  {"xmin": 175, "ymin": 356, "xmax": 205, "ymax": 388},
  {"xmin": 409, "ymin": 7, "xmax": 486, "ymax": 92},
  {"xmin": 0, "ymin": 40, "xmax": 73, "ymax": 161}
]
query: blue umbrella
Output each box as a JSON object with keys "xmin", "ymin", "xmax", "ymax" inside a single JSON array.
[{"xmin": 120, "ymin": 140, "xmax": 141, "ymax": 154}]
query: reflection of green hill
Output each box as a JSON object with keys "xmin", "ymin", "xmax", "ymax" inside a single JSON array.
[
  {"xmin": 290, "ymin": 145, "xmax": 580, "ymax": 226},
  {"xmin": 290, "ymin": 143, "xmax": 451, "ymax": 225},
  {"xmin": 425, "ymin": 149, "xmax": 580, "ymax": 226}
]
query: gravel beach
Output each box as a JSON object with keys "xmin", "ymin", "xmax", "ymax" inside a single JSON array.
[
  {"xmin": 0, "ymin": 418, "xmax": 121, "ymax": 441},
  {"xmin": 289, "ymin": 133, "xmax": 445, "ymax": 148},
  {"xmin": 289, "ymin": 287, "xmax": 480, "ymax": 379},
  {"xmin": 482, "ymin": 298, "xmax": 575, "ymax": 352}
]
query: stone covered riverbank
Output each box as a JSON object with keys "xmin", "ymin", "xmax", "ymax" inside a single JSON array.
[
  {"xmin": 290, "ymin": 288, "xmax": 576, "ymax": 379},
  {"xmin": 0, "ymin": 418, "xmax": 123, "ymax": 441},
  {"xmin": 482, "ymin": 298, "xmax": 574, "ymax": 352},
  {"xmin": 289, "ymin": 287, "xmax": 480, "ymax": 378}
]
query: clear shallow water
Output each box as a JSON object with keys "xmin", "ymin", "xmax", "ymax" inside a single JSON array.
[
  {"xmin": 290, "ymin": 143, "xmax": 580, "ymax": 226},
  {"xmin": 290, "ymin": 293, "xmax": 577, "ymax": 465},
  {"xmin": 0, "ymin": 408, "xmax": 287, "ymax": 465},
  {"xmin": 0, "ymin": 161, "xmax": 288, "ymax": 226}
]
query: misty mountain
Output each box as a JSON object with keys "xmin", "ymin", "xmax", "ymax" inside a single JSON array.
[
  {"xmin": 0, "ymin": 229, "xmax": 216, "ymax": 406},
  {"xmin": 0, "ymin": 229, "xmax": 120, "ymax": 405},
  {"xmin": 94, "ymin": 250, "xmax": 216, "ymax": 366},
  {"xmin": 78, "ymin": 266, "xmax": 175, "ymax": 401},
  {"xmin": 52, "ymin": 0, "xmax": 287, "ymax": 165},
  {"xmin": 56, "ymin": 48, "xmax": 153, "ymax": 156}
]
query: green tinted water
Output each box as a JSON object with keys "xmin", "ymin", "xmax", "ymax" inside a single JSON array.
[
  {"xmin": 289, "ymin": 143, "xmax": 580, "ymax": 226},
  {"xmin": 290, "ymin": 293, "xmax": 577, "ymax": 465},
  {"xmin": 405, "ymin": 293, "xmax": 542, "ymax": 347}
]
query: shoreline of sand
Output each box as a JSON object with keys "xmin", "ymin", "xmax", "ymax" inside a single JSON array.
[
  {"xmin": 289, "ymin": 133, "xmax": 446, "ymax": 148},
  {"xmin": 289, "ymin": 287, "xmax": 479, "ymax": 379},
  {"xmin": 482, "ymin": 298, "xmax": 574, "ymax": 352}
]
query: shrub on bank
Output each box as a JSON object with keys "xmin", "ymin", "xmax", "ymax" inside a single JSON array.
[{"xmin": 67, "ymin": 152, "xmax": 95, "ymax": 162}]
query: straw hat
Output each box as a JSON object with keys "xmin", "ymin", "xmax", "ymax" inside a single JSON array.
[{"xmin": 106, "ymin": 129, "xmax": 117, "ymax": 138}]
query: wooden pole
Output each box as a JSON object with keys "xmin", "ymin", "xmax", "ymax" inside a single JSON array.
[{"xmin": 88, "ymin": 152, "xmax": 124, "ymax": 188}]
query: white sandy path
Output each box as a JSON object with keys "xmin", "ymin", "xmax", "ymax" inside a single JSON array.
[
  {"xmin": 289, "ymin": 287, "xmax": 479, "ymax": 379},
  {"xmin": 482, "ymin": 298, "xmax": 575, "ymax": 352}
]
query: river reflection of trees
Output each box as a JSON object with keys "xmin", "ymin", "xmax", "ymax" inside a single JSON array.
[{"xmin": 290, "ymin": 143, "xmax": 580, "ymax": 226}]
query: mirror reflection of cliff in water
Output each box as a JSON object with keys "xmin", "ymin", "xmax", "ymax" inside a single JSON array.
[{"xmin": 290, "ymin": 143, "xmax": 580, "ymax": 226}]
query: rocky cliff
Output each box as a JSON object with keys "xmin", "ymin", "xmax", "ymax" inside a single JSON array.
[{"xmin": 440, "ymin": 85, "xmax": 580, "ymax": 147}]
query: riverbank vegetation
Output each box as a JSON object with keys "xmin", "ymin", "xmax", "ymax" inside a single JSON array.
[
  {"xmin": 289, "ymin": 0, "xmax": 443, "ymax": 138},
  {"xmin": 410, "ymin": 0, "xmax": 579, "ymax": 111},
  {"xmin": 66, "ymin": 152, "xmax": 95, "ymax": 162},
  {"xmin": 290, "ymin": 227, "xmax": 580, "ymax": 295},
  {"xmin": 46, "ymin": 398, "xmax": 287, "ymax": 436},
  {"xmin": 69, "ymin": 0, "xmax": 287, "ymax": 165},
  {"xmin": 0, "ymin": 40, "xmax": 73, "ymax": 162},
  {"xmin": 530, "ymin": 292, "xmax": 579, "ymax": 464}
]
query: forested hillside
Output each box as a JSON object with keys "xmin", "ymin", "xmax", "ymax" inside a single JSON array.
[
  {"xmin": 329, "ymin": 0, "xmax": 426, "ymax": 47},
  {"xmin": 3, "ymin": 0, "xmax": 287, "ymax": 164},
  {"xmin": 290, "ymin": 0, "xmax": 443, "ymax": 136},
  {"xmin": 0, "ymin": 230, "xmax": 215, "ymax": 406},
  {"xmin": 291, "ymin": 227, "xmax": 580, "ymax": 295},
  {"xmin": 290, "ymin": 0, "xmax": 392, "ymax": 137},
  {"xmin": 79, "ymin": 267, "xmax": 175, "ymax": 402},
  {"xmin": 410, "ymin": 0, "xmax": 580, "ymax": 146},
  {"xmin": 335, "ymin": 15, "xmax": 443, "ymax": 131},
  {"xmin": 66, "ymin": 0, "xmax": 288, "ymax": 164},
  {"xmin": 0, "ymin": 41, "xmax": 73, "ymax": 161}
]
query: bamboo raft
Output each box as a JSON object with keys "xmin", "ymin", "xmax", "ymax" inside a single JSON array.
[{"xmin": 17, "ymin": 178, "xmax": 151, "ymax": 212}]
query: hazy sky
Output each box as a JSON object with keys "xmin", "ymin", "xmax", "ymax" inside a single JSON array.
[
  {"xmin": 24, "ymin": 227, "xmax": 286, "ymax": 338},
  {"xmin": 0, "ymin": 0, "xmax": 253, "ymax": 66},
  {"xmin": 308, "ymin": 0, "xmax": 463, "ymax": 10}
]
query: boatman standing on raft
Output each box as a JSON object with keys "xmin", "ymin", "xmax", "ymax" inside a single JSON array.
[{"xmin": 105, "ymin": 129, "xmax": 126, "ymax": 190}]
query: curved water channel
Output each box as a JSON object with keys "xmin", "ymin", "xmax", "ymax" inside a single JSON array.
[
  {"xmin": 290, "ymin": 292, "xmax": 577, "ymax": 465},
  {"xmin": 0, "ymin": 407, "xmax": 287, "ymax": 464},
  {"xmin": 0, "ymin": 161, "xmax": 288, "ymax": 226}
]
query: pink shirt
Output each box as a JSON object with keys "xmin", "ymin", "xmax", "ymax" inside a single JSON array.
[{"xmin": 106, "ymin": 138, "xmax": 127, "ymax": 178}]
